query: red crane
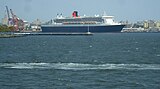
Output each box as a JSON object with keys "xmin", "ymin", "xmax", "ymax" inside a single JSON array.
[
  {"xmin": 4, "ymin": 6, "xmax": 25, "ymax": 31},
  {"xmin": 10, "ymin": 9, "xmax": 19, "ymax": 31}
]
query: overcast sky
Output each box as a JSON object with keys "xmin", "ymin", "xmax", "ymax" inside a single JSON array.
[{"xmin": 0, "ymin": 0, "xmax": 160, "ymax": 22}]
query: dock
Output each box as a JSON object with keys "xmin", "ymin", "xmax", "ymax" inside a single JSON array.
[
  {"xmin": 0, "ymin": 34, "xmax": 25, "ymax": 38},
  {"xmin": 0, "ymin": 32, "xmax": 93, "ymax": 38},
  {"xmin": 14, "ymin": 32, "xmax": 93, "ymax": 36}
]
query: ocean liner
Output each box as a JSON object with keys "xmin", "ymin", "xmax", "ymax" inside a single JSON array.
[{"xmin": 41, "ymin": 11, "xmax": 125, "ymax": 33}]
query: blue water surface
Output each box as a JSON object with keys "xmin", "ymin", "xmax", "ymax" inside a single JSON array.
[{"xmin": 0, "ymin": 33, "xmax": 160, "ymax": 89}]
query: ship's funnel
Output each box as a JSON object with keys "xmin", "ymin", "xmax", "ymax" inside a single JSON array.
[{"xmin": 72, "ymin": 11, "xmax": 78, "ymax": 17}]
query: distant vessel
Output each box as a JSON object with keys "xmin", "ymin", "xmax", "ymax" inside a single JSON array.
[{"xmin": 41, "ymin": 11, "xmax": 125, "ymax": 33}]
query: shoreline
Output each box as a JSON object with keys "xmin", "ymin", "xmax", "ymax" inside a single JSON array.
[{"xmin": 0, "ymin": 34, "xmax": 25, "ymax": 38}]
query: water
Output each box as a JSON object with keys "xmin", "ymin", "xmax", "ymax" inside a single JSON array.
[{"xmin": 0, "ymin": 33, "xmax": 160, "ymax": 89}]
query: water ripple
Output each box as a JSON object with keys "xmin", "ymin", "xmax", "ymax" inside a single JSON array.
[{"xmin": 0, "ymin": 63, "xmax": 160, "ymax": 70}]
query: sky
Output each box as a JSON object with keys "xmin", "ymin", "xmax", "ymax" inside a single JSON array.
[{"xmin": 0, "ymin": 0, "xmax": 160, "ymax": 23}]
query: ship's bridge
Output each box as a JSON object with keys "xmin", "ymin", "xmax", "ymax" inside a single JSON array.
[{"xmin": 102, "ymin": 16, "xmax": 120, "ymax": 25}]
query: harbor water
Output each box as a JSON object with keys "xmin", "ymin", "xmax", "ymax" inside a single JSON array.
[{"xmin": 0, "ymin": 33, "xmax": 160, "ymax": 89}]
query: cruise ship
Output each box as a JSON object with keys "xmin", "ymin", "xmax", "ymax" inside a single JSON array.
[{"xmin": 41, "ymin": 11, "xmax": 125, "ymax": 33}]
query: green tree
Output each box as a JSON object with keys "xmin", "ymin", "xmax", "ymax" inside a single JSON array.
[{"xmin": 0, "ymin": 25, "xmax": 14, "ymax": 32}]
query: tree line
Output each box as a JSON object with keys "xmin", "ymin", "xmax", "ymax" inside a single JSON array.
[{"xmin": 0, "ymin": 25, "xmax": 15, "ymax": 32}]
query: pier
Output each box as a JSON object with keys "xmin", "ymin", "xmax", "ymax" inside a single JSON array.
[
  {"xmin": 13, "ymin": 32, "xmax": 93, "ymax": 36},
  {"xmin": 0, "ymin": 33, "xmax": 25, "ymax": 38}
]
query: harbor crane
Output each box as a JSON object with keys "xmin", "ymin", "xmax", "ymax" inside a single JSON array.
[
  {"xmin": 10, "ymin": 9, "xmax": 19, "ymax": 30},
  {"xmin": 5, "ymin": 6, "xmax": 24, "ymax": 31}
]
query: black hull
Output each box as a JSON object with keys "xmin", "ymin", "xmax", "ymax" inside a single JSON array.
[{"xmin": 41, "ymin": 25, "xmax": 125, "ymax": 33}]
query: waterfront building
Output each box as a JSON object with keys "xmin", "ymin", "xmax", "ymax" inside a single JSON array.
[
  {"xmin": 144, "ymin": 21, "xmax": 149, "ymax": 29},
  {"xmin": 156, "ymin": 21, "xmax": 160, "ymax": 28},
  {"xmin": 1, "ymin": 15, "xmax": 8, "ymax": 25}
]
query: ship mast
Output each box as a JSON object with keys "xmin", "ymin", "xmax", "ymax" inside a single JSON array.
[{"xmin": 87, "ymin": 25, "xmax": 91, "ymax": 34}]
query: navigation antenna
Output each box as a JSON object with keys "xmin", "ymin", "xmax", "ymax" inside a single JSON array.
[{"xmin": 103, "ymin": 11, "xmax": 107, "ymax": 16}]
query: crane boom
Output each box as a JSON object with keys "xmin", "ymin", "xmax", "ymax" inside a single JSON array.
[
  {"xmin": 10, "ymin": 9, "xmax": 15, "ymax": 19},
  {"xmin": 5, "ymin": 6, "xmax": 10, "ymax": 25},
  {"xmin": 10, "ymin": 9, "xmax": 19, "ymax": 30}
]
